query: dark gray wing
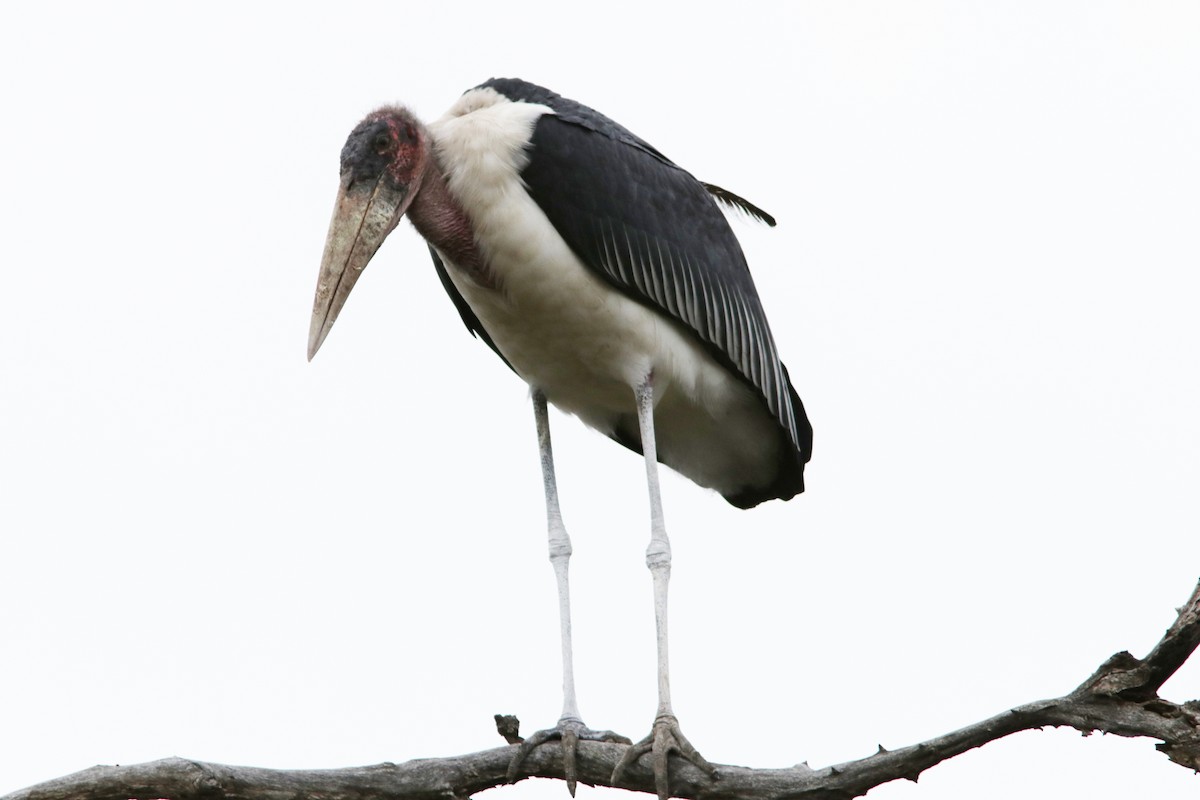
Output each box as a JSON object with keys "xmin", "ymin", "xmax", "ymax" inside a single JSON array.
[
  {"xmin": 480, "ymin": 79, "xmax": 811, "ymax": 503},
  {"xmin": 428, "ymin": 246, "xmax": 514, "ymax": 373}
]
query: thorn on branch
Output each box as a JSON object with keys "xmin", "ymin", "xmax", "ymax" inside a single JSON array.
[{"xmin": 495, "ymin": 714, "xmax": 523, "ymax": 745}]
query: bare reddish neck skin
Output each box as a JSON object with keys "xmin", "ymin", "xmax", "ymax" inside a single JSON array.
[{"xmin": 406, "ymin": 158, "xmax": 489, "ymax": 286}]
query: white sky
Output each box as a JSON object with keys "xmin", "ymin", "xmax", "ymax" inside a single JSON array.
[{"xmin": 2, "ymin": 2, "xmax": 1198, "ymax": 799}]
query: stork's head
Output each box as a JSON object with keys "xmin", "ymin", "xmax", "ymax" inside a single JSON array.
[{"xmin": 308, "ymin": 107, "xmax": 431, "ymax": 360}]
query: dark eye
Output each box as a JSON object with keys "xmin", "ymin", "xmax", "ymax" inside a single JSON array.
[{"xmin": 373, "ymin": 133, "xmax": 391, "ymax": 154}]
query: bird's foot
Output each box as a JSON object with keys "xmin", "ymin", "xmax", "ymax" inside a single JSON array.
[
  {"xmin": 506, "ymin": 716, "xmax": 632, "ymax": 796},
  {"xmin": 611, "ymin": 714, "xmax": 718, "ymax": 800}
]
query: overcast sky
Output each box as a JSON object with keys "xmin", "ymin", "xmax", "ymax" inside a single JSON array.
[{"xmin": 2, "ymin": 3, "xmax": 1198, "ymax": 799}]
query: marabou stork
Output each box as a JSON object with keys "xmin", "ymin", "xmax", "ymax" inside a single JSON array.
[{"xmin": 308, "ymin": 78, "xmax": 812, "ymax": 800}]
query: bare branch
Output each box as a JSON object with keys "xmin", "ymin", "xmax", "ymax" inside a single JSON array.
[{"xmin": 5, "ymin": 581, "xmax": 1199, "ymax": 800}]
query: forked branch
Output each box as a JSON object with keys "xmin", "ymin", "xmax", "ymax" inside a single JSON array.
[{"xmin": 6, "ymin": 581, "xmax": 1198, "ymax": 800}]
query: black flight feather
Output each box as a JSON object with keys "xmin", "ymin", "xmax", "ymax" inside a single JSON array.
[{"xmin": 702, "ymin": 183, "xmax": 777, "ymax": 227}]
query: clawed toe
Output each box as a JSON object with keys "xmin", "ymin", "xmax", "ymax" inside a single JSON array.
[
  {"xmin": 506, "ymin": 717, "xmax": 631, "ymax": 796},
  {"xmin": 612, "ymin": 715, "xmax": 718, "ymax": 800}
]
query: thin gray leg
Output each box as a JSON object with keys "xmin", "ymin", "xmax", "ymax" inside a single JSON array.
[
  {"xmin": 506, "ymin": 389, "xmax": 630, "ymax": 796},
  {"xmin": 612, "ymin": 376, "xmax": 718, "ymax": 800},
  {"xmin": 535, "ymin": 388, "xmax": 582, "ymax": 724},
  {"xmin": 637, "ymin": 378, "xmax": 674, "ymax": 718}
]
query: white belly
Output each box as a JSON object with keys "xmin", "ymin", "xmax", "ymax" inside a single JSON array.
[{"xmin": 428, "ymin": 89, "xmax": 782, "ymax": 496}]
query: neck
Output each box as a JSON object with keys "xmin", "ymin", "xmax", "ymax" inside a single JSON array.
[{"xmin": 406, "ymin": 158, "xmax": 488, "ymax": 285}]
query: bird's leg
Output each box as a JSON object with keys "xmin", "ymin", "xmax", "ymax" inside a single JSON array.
[
  {"xmin": 506, "ymin": 390, "xmax": 630, "ymax": 795},
  {"xmin": 612, "ymin": 376, "xmax": 719, "ymax": 800}
]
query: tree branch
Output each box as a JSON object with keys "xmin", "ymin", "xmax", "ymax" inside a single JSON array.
[{"xmin": 6, "ymin": 580, "xmax": 1198, "ymax": 800}]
